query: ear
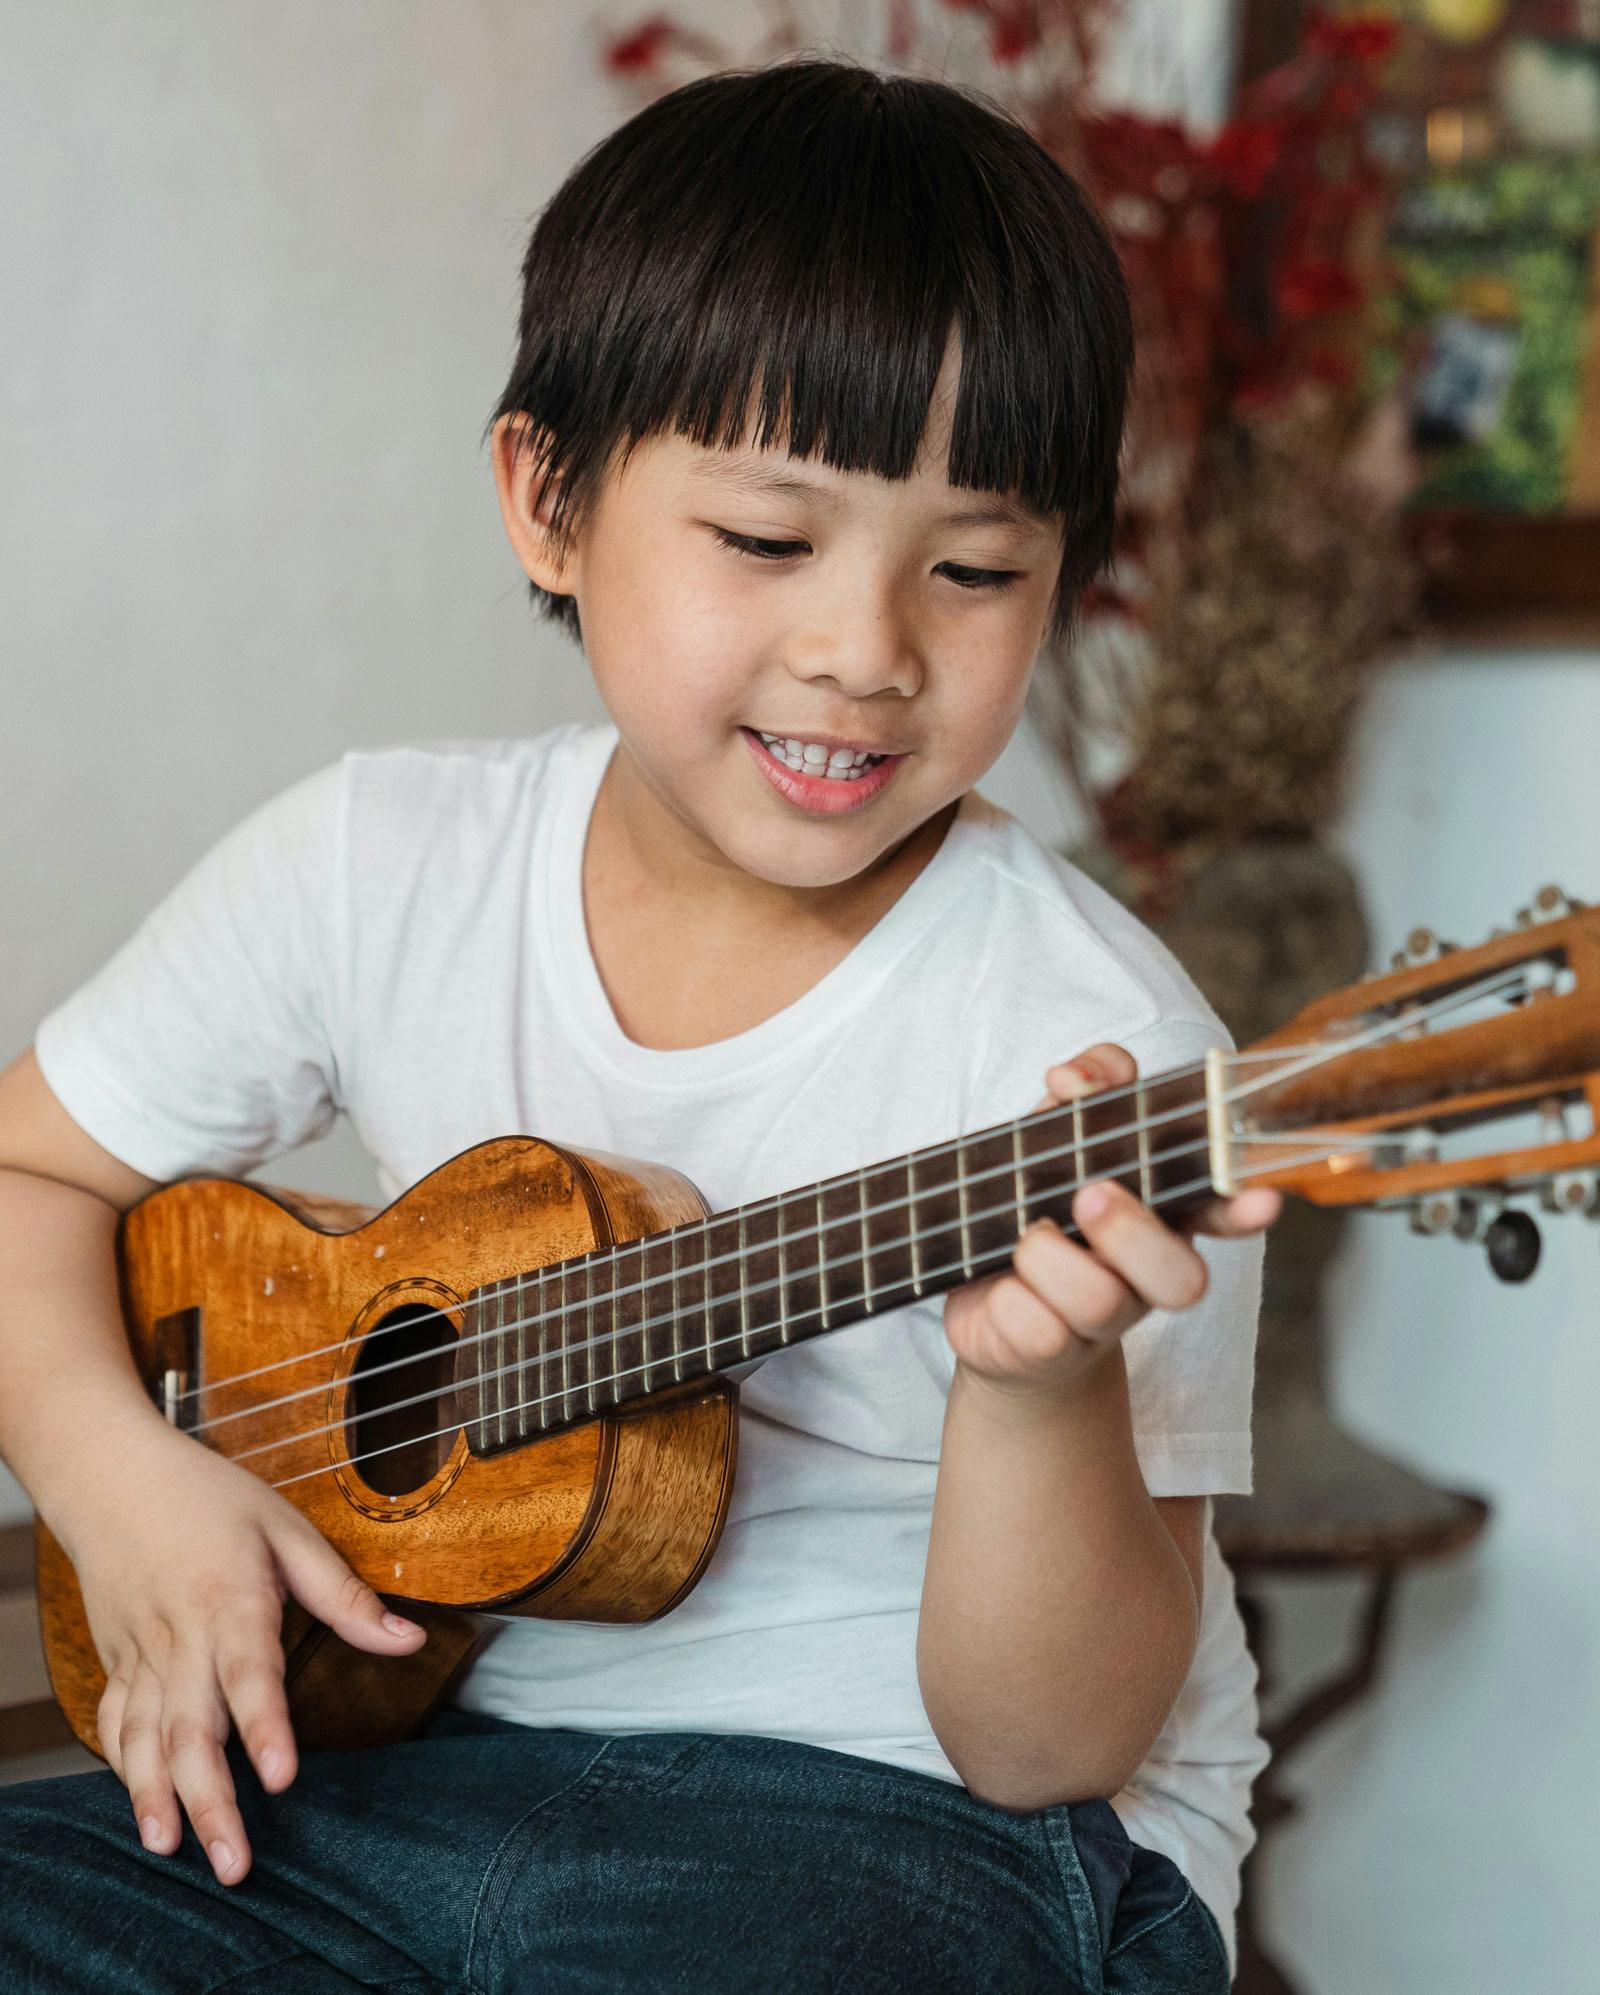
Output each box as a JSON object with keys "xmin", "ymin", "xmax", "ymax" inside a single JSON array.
[{"xmin": 490, "ymin": 413, "xmax": 580, "ymax": 597}]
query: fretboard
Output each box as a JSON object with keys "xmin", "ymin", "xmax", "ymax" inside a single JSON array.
[{"xmin": 457, "ymin": 1070, "xmax": 1213, "ymax": 1450}]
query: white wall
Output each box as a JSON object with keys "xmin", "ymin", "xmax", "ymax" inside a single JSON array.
[
  {"xmin": 5, "ymin": 7, "xmax": 1596, "ymax": 1991},
  {"xmin": 1264, "ymin": 651, "xmax": 1600, "ymax": 1993},
  {"xmin": 0, "ymin": 0, "xmax": 1087, "ymax": 1512}
]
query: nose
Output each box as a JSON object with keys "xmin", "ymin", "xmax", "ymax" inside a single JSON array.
[{"xmin": 784, "ymin": 572, "xmax": 925, "ymax": 703}]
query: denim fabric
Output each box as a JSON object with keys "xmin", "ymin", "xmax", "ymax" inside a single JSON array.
[{"xmin": 0, "ymin": 1709, "xmax": 1231, "ymax": 1992}]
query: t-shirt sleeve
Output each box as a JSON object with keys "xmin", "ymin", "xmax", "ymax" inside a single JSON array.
[{"xmin": 32, "ymin": 761, "xmax": 349, "ymax": 1183}]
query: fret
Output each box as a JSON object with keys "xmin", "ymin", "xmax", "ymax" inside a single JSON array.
[
  {"xmin": 1011, "ymin": 1120, "xmax": 1027, "ymax": 1238},
  {"xmin": 907, "ymin": 1156, "xmax": 922, "ymax": 1296},
  {"xmin": 515, "ymin": 1272, "xmax": 528, "ymax": 1439},
  {"xmin": 608, "ymin": 1238, "xmax": 645, "ymax": 1403},
  {"xmin": 737, "ymin": 1207, "xmax": 750, "ymax": 1357},
  {"xmin": 860, "ymin": 1158, "xmax": 914, "ymax": 1308},
  {"xmin": 583, "ymin": 1257, "xmax": 596, "ymax": 1417},
  {"xmin": 955, "ymin": 1140, "xmax": 973, "ymax": 1277},
  {"xmin": 669, "ymin": 1219, "xmax": 708, "ymax": 1375},
  {"xmin": 701, "ymin": 1212, "xmax": 745, "ymax": 1374},
  {"xmin": 775, "ymin": 1201, "xmax": 790, "ymax": 1343},
  {"xmin": 559, "ymin": 1262, "xmax": 571, "ymax": 1425},
  {"xmin": 1135, "ymin": 1078, "xmax": 1153, "ymax": 1205},
  {"xmin": 817, "ymin": 1175, "xmax": 867, "ymax": 1323},
  {"xmin": 703, "ymin": 1221, "xmax": 715, "ymax": 1370},
  {"xmin": 483, "ymin": 1279, "xmax": 499, "ymax": 1448},
  {"xmin": 739, "ymin": 1203, "xmax": 784, "ymax": 1358},
  {"xmin": 639, "ymin": 1233, "xmax": 674, "ymax": 1396},
  {"xmin": 858, "ymin": 1170, "xmax": 873, "ymax": 1312},
  {"xmin": 816, "ymin": 1187, "xmax": 830, "ymax": 1328},
  {"xmin": 536, "ymin": 1266, "xmax": 549, "ymax": 1430},
  {"xmin": 1072, "ymin": 1095, "xmax": 1087, "ymax": 1199},
  {"xmin": 669, "ymin": 1226, "xmax": 682, "ymax": 1381}
]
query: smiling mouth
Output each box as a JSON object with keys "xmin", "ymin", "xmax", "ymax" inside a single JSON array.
[{"xmin": 748, "ymin": 730, "xmax": 896, "ymax": 779}]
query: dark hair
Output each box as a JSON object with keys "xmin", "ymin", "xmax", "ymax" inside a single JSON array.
[{"xmin": 483, "ymin": 55, "xmax": 1133, "ymax": 650}]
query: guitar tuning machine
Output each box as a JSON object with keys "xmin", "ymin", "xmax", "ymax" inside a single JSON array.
[
  {"xmin": 1390, "ymin": 926, "xmax": 1460, "ymax": 971},
  {"xmin": 1401, "ymin": 1189, "xmax": 1542, "ymax": 1281},
  {"xmin": 1541, "ymin": 1168, "xmax": 1600, "ymax": 1219},
  {"xmin": 1515, "ymin": 885, "xmax": 1586, "ymax": 928}
]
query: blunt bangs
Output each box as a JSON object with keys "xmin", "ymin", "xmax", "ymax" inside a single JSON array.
[{"xmin": 484, "ymin": 56, "xmax": 1132, "ymax": 647}]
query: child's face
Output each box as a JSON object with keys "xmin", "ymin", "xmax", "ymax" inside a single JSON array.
[{"xmin": 493, "ymin": 335, "xmax": 1067, "ymax": 899}]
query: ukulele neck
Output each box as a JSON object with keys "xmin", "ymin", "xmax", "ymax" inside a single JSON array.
[{"xmin": 458, "ymin": 1070, "xmax": 1216, "ymax": 1448}]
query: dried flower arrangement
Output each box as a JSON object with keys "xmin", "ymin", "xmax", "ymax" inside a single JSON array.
[{"xmin": 598, "ymin": 3, "xmax": 1422, "ymax": 912}]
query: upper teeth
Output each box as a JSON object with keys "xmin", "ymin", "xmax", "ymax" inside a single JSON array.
[{"xmin": 757, "ymin": 732, "xmax": 885, "ymax": 776}]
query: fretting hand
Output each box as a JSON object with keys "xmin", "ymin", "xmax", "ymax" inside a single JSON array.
[{"xmin": 941, "ymin": 1043, "xmax": 1280, "ymax": 1400}]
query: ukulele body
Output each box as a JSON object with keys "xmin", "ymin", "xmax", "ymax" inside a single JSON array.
[{"xmin": 34, "ymin": 1135, "xmax": 739, "ymax": 1759}]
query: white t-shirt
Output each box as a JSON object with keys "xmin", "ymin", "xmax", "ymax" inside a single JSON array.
[{"xmin": 35, "ymin": 718, "xmax": 1269, "ymax": 1971}]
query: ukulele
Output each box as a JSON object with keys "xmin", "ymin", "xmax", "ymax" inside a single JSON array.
[{"xmin": 37, "ymin": 885, "xmax": 1600, "ymax": 1759}]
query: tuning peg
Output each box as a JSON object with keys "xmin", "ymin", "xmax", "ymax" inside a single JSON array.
[
  {"xmin": 1516, "ymin": 885, "xmax": 1586, "ymax": 927},
  {"xmin": 1542, "ymin": 1168, "xmax": 1600, "ymax": 1219},
  {"xmin": 1390, "ymin": 927, "xmax": 1459, "ymax": 970},
  {"xmin": 1485, "ymin": 1210, "xmax": 1542, "ymax": 1282}
]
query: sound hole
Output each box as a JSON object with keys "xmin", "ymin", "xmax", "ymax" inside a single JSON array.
[{"xmin": 348, "ymin": 1302, "xmax": 458, "ymax": 1496}]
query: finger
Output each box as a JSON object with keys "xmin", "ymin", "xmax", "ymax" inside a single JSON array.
[
  {"xmin": 212, "ymin": 1592, "xmax": 298, "ymax": 1796},
  {"xmin": 1008, "ymin": 1217, "xmax": 1145, "ymax": 1350},
  {"xmin": 161, "ymin": 1656, "xmax": 252, "ymax": 1885},
  {"xmin": 118, "ymin": 1661, "xmax": 182, "ymax": 1858},
  {"xmin": 97, "ymin": 1668, "xmax": 132, "ymax": 1782},
  {"xmin": 268, "ymin": 1515, "xmax": 427, "ymax": 1657},
  {"xmin": 1070, "ymin": 1179, "xmax": 1210, "ymax": 1312},
  {"xmin": 1178, "ymin": 1188, "xmax": 1283, "ymax": 1238},
  {"xmin": 1030, "ymin": 1041, "xmax": 1138, "ymax": 1114}
]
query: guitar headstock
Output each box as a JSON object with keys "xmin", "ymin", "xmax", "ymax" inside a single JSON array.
[{"xmin": 1218, "ymin": 886, "xmax": 1600, "ymax": 1282}]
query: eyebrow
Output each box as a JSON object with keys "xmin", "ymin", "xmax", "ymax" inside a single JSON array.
[{"xmin": 684, "ymin": 458, "xmax": 1053, "ymax": 534}]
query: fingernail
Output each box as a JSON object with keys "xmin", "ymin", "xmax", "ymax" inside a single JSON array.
[
  {"xmin": 209, "ymin": 1840, "xmax": 237, "ymax": 1878},
  {"xmin": 1076, "ymin": 1183, "xmax": 1112, "ymax": 1221},
  {"xmin": 382, "ymin": 1612, "xmax": 420, "ymax": 1637},
  {"xmin": 139, "ymin": 1817, "xmax": 164, "ymax": 1851}
]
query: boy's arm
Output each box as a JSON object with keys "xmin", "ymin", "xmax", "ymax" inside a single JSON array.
[
  {"xmin": 0, "ymin": 1048, "xmax": 425, "ymax": 1883},
  {"xmin": 917, "ymin": 1043, "xmax": 1273, "ymax": 1809}
]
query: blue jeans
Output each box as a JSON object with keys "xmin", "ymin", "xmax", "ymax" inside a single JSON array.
[{"xmin": 0, "ymin": 1709, "xmax": 1230, "ymax": 1991}]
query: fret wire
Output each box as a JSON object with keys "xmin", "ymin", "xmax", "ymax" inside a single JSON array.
[
  {"xmin": 491, "ymin": 1280, "xmax": 503, "ymax": 1448},
  {"xmin": 559, "ymin": 1264, "xmax": 570, "ymax": 1425},
  {"xmin": 955, "ymin": 1140, "xmax": 973, "ymax": 1278},
  {"xmin": 1010, "ymin": 1122, "xmax": 1026, "ymax": 1239},
  {"xmin": 907, "ymin": 1156, "xmax": 922, "ymax": 1296},
  {"xmin": 816, "ymin": 1187, "xmax": 830, "ymax": 1329},
  {"xmin": 609, "ymin": 1251, "xmax": 620, "ymax": 1411},
  {"xmin": 501, "ymin": 1279, "xmax": 512, "ymax": 1446},
  {"xmin": 858, "ymin": 1170, "xmax": 874, "ymax": 1311},
  {"xmin": 670, "ymin": 1229, "xmax": 682, "ymax": 1384},
  {"xmin": 703, "ymin": 1223, "xmax": 714, "ymax": 1372},
  {"xmin": 1072, "ymin": 1096, "xmax": 1086, "ymax": 1197},
  {"xmin": 776, "ymin": 1203, "xmax": 790, "ymax": 1344},
  {"xmin": 737, "ymin": 1210, "xmax": 750, "ymax": 1359},
  {"xmin": 536, "ymin": 1267, "xmax": 548, "ymax": 1431},
  {"xmin": 584, "ymin": 1259, "xmax": 595, "ymax": 1417},
  {"xmin": 516, "ymin": 1273, "xmax": 527, "ymax": 1441},
  {"xmin": 1136, "ymin": 1078, "xmax": 1153, "ymax": 1204}
]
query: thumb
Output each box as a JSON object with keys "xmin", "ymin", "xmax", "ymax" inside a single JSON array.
[{"xmin": 269, "ymin": 1513, "xmax": 428, "ymax": 1655}]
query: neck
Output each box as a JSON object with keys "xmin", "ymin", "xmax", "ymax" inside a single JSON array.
[{"xmin": 457, "ymin": 1064, "xmax": 1216, "ymax": 1452}]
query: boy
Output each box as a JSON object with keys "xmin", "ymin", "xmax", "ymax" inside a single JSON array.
[{"xmin": 0, "ymin": 57, "xmax": 1278, "ymax": 1993}]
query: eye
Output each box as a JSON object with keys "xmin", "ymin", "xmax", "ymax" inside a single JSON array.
[
  {"xmin": 938, "ymin": 563, "xmax": 1019, "ymax": 592},
  {"xmin": 712, "ymin": 529, "xmax": 1018, "ymax": 592},
  {"xmin": 712, "ymin": 528, "xmax": 808, "ymax": 562}
]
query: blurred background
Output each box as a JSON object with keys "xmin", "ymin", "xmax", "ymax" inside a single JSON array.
[{"xmin": 3, "ymin": 3, "xmax": 1598, "ymax": 1989}]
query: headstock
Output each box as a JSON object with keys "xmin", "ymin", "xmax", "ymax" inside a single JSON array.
[{"xmin": 1215, "ymin": 886, "xmax": 1600, "ymax": 1282}]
